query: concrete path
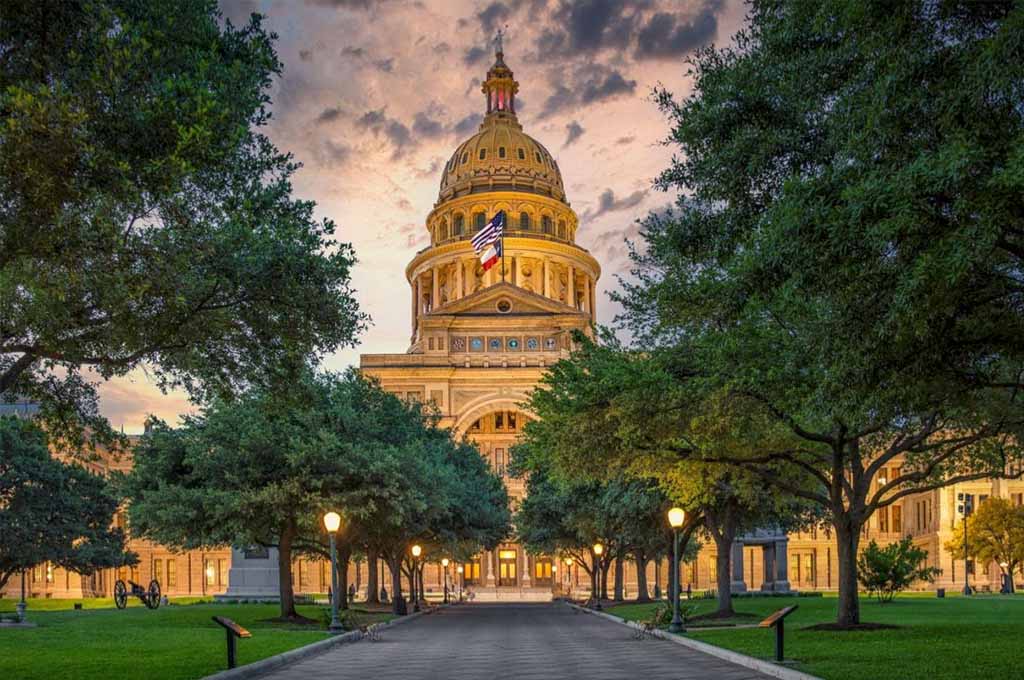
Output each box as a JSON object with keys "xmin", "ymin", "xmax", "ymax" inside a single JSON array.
[{"xmin": 258, "ymin": 603, "xmax": 773, "ymax": 680}]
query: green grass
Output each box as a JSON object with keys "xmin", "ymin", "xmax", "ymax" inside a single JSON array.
[
  {"xmin": 0, "ymin": 600, "xmax": 394, "ymax": 680},
  {"xmin": 607, "ymin": 594, "xmax": 1024, "ymax": 680}
]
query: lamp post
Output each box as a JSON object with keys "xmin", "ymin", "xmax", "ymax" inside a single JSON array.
[
  {"xmin": 411, "ymin": 544, "xmax": 422, "ymax": 612},
  {"xmin": 323, "ymin": 511, "xmax": 343, "ymax": 633},
  {"xmin": 456, "ymin": 565, "xmax": 464, "ymax": 602},
  {"xmin": 592, "ymin": 543, "xmax": 604, "ymax": 611},
  {"xmin": 957, "ymin": 493, "xmax": 974, "ymax": 595},
  {"xmin": 565, "ymin": 557, "xmax": 574, "ymax": 598},
  {"xmin": 668, "ymin": 507, "xmax": 686, "ymax": 634},
  {"xmin": 442, "ymin": 558, "xmax": 450, "ymax": 604}
]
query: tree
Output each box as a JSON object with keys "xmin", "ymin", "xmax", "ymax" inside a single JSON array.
[
  {"xmin": 858, "ymin": 538, "xmax": 940, "ymax": 604},
  {"xmin": 617, "ymin": 1, "xmax": 1024, "ymax": 626},
  {"xmin": 122, "ymin": 370, "xmax": 424, "ymax": 620},
  {"xmin": 0, "ymin": 0, "xmax": 364, "ymax": 453},
  {"xmin": 519, "ymin": 336, "xmax": 810, "ymax": 616},
  {"xmin": 0, "ymin": 416, "xmax": 134, "ymax": 591},
  {"xmin": 944, "ymin": 498, "xmax": 1024, "ymax": 592}
]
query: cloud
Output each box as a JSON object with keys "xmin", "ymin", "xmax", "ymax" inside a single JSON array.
[
  {"xmin": 539, "ymin": 64, "xmax": 636, "ymax": 118},
  {"xmin": 463, "ymin": 45, "xmax": 488, "ymax": 66},
  {"xmin": 414, "ymin": 158, "xmax": 443, "ymax": 179},
  {"xmin": 299, "ymin": 49, "xmax": 314, "ymax": 62},
  {"xmin": 412, "ymin": 111, "xmax": 445, "ymax": 138},
  {"xmin": 397, "ymin": 198, "xmax": 413, "ymax": 211},
  {"xmin": 356, "ymin": 108, "xmax": 414, "ymax": 159},
  {"xmin": 453, "ymin": 113, "xmax": 483, "ymax": 137},
  {"xmin": 316, "ymin": 106, "xmax": 345, "ymax": 124},
  {"xmin": 432, "ymin": 42, "xmax": 451, "ymax": 54},
  {"xmin": 583, "ymin": 188, "xmax": 648, "ymax": 221},
  {"xmin": 313, "ymin": 140, "xmax": 353, "ymax": 167},
  {"xmin": 563, "ymin": 120, "xmax": 585, "ymax": 147},
  {"xmin": 341, "ymin": 46, "xmax": 366, "ymax": 58},
  {"xmin": 537, "ymin": 0, "xmax": 639, "ymax": 56},
  {"xmin": 305, "ymin": 0, "xmax": 376, "ymax": 9},
  {"xmin": 635, "ymin": 8, "xmax": 719, "ymax": 60},
  {"xmin": 373, "ymin": 57, "xmax": 394, "ymax": 72},
  {"xmin": 478, "ymin": 2, "xmax": 513, "ymax": 34},
  {"xmin": 615, "ymin": 135, "xmax": 635, "ymax": 145}
]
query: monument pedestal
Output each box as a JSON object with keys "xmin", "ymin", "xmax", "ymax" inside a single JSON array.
[{"xmin": 218, "ymin": 546, "xmax": 280, "ymax": 602}]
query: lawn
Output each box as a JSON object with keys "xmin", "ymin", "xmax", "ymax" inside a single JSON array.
[
  {"xmin": 0, "ymin": 598, "xmax": 393, "ymax": 680},
  {"xmin": 606, "ymin": 593, "xmax": 1024, "ymax": 680}
]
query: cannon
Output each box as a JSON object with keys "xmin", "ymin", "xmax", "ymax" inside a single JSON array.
[{"xmin": 114, "ymin": 579, "xmax": 161, "ymax": 610}]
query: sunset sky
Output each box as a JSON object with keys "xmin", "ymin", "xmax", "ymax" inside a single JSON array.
[{"xmin": 99, "ymin": 0, "xmax": 748, "ymax": 432}]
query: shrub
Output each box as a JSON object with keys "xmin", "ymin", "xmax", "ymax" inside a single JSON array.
[{"xmin": 857, "ymin": 538, "xmax": 941, "ymax": 603}]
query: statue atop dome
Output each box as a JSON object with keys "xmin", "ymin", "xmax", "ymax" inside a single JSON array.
[{"xmin": 493, "ymin": 27, "xmax": 505, "ymax": 57}]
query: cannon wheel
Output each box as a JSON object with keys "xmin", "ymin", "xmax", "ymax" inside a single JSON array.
[
  {"xmin": 114, "ymin": 580, "xmax": 128, "ymax": 609},
  {"xmin": 145, "ymin": 579, "xmax": 161, "ymax": 609}
]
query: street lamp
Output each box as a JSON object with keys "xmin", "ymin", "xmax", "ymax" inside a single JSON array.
[
  {"xmin": 441, "ymin": 558, "xmax": 450, "ymax": 604},
  {"xmin": 565, "ymin": 557, "xmax": 574, "ymax": 597},
  {"xmin": 456, "ymin": 565, "xmax": 464, "ymax": 602},
  {"xmin": 411, "ymin": 544, "xmax": 422, "ymax": 612},
  {"xmin": 323, "ymin": 511, "xmax": 343, "ymax": 633},
  {"xmin": 668, "ymin": 506, "xmax": 686, "ymax": 633},
  {"xmin": 592, "ymin": 542, "xmax": 604, "ymax": 611}
]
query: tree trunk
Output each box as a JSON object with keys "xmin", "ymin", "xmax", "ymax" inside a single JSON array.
[
  {"xmin": 389, "ymin": 557, "xmax": 405, "ymax": 615},
  {"xmin": 589, "ymin": 565, "xmax": 599, "ymax": 602},
  {"xmin": 634, "ymin": 553, "xmax": 651, "ymax": 602},
  {"xmin": 337, "ymin": 544, "xmax": 351, "ymax": 611},
  {"xmin": 365, "ymin": 550, "xmax": 379, "ymax": 604},
  {"xmin": 613, "ymin": 554, "xmax": 624, "ymax": 601},
  {"xmin": 654, "ymin": 556, "xmax": 662, "ymax": 599},
  {"xmin": 417, "ymin": 564, "xmax": 425, "ymax": 604},
  {"xmin": 706, "ymin": 505, "xmax": 738, "ymax": 617},
  {"xmin": 714, "ymin": 537, "xmax": 733, "ymax": 617},
  {"xmin": 835, "ymin": 519, "xmax": 862, "ymax": 626},
  {"xmin": 277, "ymin": 519, "xmax": 298, "ymax": 619},
  {"xmin": 600, "ymin": 559, "xmax": 611, "ymax": 599}
]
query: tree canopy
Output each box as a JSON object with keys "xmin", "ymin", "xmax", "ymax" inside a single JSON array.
[
  {"xmin": 0, "ymin": 416, "xmax": 134, "ymax": 591},
  {"xmin": 616, "ymin": 0, "xmax": 1024, "ymax": 626},
  {"xmin": 945, "ymin": 497, "xmax": 1024, "ymax": 591},
  {"xmin": 122, "ymin": 369, "xmax": 509, "ymax": 619},
  {"xmin": 0, "ymin": 0, "xmax": 364, "ymax": 452}
]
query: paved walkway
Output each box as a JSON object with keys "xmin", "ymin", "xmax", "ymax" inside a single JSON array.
[{"xmin": 259, "ymin": 603, "xmax": 773, "ymax": 680}]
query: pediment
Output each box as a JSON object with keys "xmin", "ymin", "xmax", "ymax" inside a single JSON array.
[{"xmin": 429, "ymin": 282, "xmax": 582, "ymax": 317}]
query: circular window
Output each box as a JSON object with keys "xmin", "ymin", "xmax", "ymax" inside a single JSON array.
[
  {"xmin": 496, "ymin": 299, "xmax": 512, "ymax": 313},
  {"xmin": 508, "ymin": 338, "xmax": 520, "ymax": 350},
  {"xmin": 488, "ymin": 338, "xmax": 502, "ymax": 351}
]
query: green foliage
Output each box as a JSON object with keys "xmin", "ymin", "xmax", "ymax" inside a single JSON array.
[
  {"xmin": 0, "ymin": 0, "xmax": 364, "ymax": 453},
  {"xmin": 944, "ymin": 498, "xmax": 1024, "ymax": 580},
  {"xmin": 616, "ymin": 0, "xmax": 1024, "ymax": 626},
  {"xmin": 0, "ymin": 416, "xmax": 134, "ymax": 590},
  {"xmin": 857, "ymin": 538, "xmax": 940, "ymax": 603}
]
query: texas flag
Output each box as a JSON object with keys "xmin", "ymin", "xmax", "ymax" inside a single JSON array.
[{"xmin": 471, "ymin": 211, "xmax": 505, "ymax": 272}]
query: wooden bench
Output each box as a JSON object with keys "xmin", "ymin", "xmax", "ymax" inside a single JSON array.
[{"xmin": 759, "ymin": 605, "xmax": 798, "ymax": 662}]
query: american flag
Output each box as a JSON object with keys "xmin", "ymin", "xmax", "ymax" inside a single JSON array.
[{"xmin": 471, "ymin": 211, "xmax": 505, "ymax": 254}]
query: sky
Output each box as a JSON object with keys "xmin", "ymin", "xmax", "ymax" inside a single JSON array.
[{"xmin": 97, "ymin": 0, "xmax": 748, "ymax": 432}]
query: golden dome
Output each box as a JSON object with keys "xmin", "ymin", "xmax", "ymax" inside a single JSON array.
[{"xmin": 436, "ymin": 51, "xmax": 567, "ymax": 207}]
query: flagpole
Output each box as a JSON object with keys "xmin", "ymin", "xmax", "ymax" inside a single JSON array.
[{"xmin": 500, "ymin": 210, "xmax": 506, "ymax": 284}]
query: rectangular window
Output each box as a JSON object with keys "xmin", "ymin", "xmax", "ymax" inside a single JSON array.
[
  {"xmin": 892, "ymin": 505, "xmax": 902, "ymax": 535},
  {"xmin": 205, "ymin": 559, "xmax": 217, "ymax": 586},
  {"xmin": 218, "ymin": 559, "xmax": 228, "ymax": 587},
  {"xmin": 878, "ymin": 508, "xmax": 889, "ymax": 533},
  {"xmin": 494, "ymin": 412, "xmax": 504, "ymax": 430},
  {"xmin": 1013, "ymin": 493, "xmax": 1023, "ymax": 506},
  {"xmin": 508, "ymin": 412, "xmax": 517, "ymax": 430},
  {"xmin": 166, "ymin": 559, "xmax": 177, "ymax": 588},
  {"xmin": 979, "ymin": 494, "xmax": 989, "ymax": 506},
  {"xmin": 154, "ymin": 559, "xmax": 163, "ymax": 586}
]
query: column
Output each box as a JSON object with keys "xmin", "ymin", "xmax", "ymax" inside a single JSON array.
[
  {"xmin": 730, "ymin": 541, "xmax": 747, "ymax": 592},
  {"xmin": 414, "ymin": 274, "xmax": 422, "ymax": 339},
  {"xmin": 774, "ymin": 539, "xmax": 791, "ymax": 592},
  {"xmin": 431, "ymin": 264, "xmax": 439, "ymax": 309},
  {"xmin": 520, "ymin": 550, "xmax": 530, "ymax": 586},
  {"xmin": 486, "ymin": 549, "xmax": 495, "ymax": 585},
  {"xmin": 542, "ymin": 257, "xmax": 550, "ymax": 298},
  {"xmin": 567, "ymin": 264, "xmax": 575, "ymax": 307},
  {"xmin": 410, "ymin": 284, "xmax": 417, "ymax": 336},
  {"xmin": 762, "ymin": 544, "xmax": 775, "ymax": 592},
  {"xmin": 590, "ymin": 279, "xmax": 597, "ymax": 319},
  {"xmin": 455, "ymin": 257, "xmax": 463, "ymax": 300}
]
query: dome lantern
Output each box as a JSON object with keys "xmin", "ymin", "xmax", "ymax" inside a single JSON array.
[{"xmin": 483, "ymin": 29, "xmax": 518, "ymax": 117}]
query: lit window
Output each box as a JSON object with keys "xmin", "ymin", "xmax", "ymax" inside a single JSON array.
[
  {"xmin": 508, "ymin": 412, "xmax": 517, "ymax": 430},
  {"xmin": 167, "ymin": 559, "xmax": 177, "ymax": 588}
]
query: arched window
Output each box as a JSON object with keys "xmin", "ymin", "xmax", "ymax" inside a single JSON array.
[
  {"xmin": 535, "ymin": 151, "xmax": 542, "ymax": 163},
  {"xmin": 440, "ymin": 219, "xmax": 449, "ymax": 240},
  {"xmin": 498, "ymin": 147, "xmax": 506, "ymax": 159},
  {"xmin": 518, "ymin": 148, "xmax": 526, "ymax": 160},
  {"xmin": 557, "ymin": 220, "xmax": 566, "ymax": 239},
  {"xmin": 479, "ymin": 148, "xmax": 487, "ymax": 160},
  {"xmin": 474, "ymin": 212, "xmax": 486, "ymax": 230},
  {"xmin": 519, "ymin": 212, "xmax": 531, "ymax": 230},
  {"xmin": 462, "ymin": 152, "xmax": 469, "ymax": 164},
  {"xmin": 453, "ymin": 214, "xmax": 464, "ymax": 236},
  {"xmin": 542, "ymin": 215, "xmax": 552, "ymax": 234}
]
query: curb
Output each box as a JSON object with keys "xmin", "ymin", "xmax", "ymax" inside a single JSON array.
[
  {"xmin": 201, "ymin": 604, "xmax": 449, "ymax": 680},
  {"xmin": 562, "ymin": 602, "xmax": 821, "ymax": 680}
]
